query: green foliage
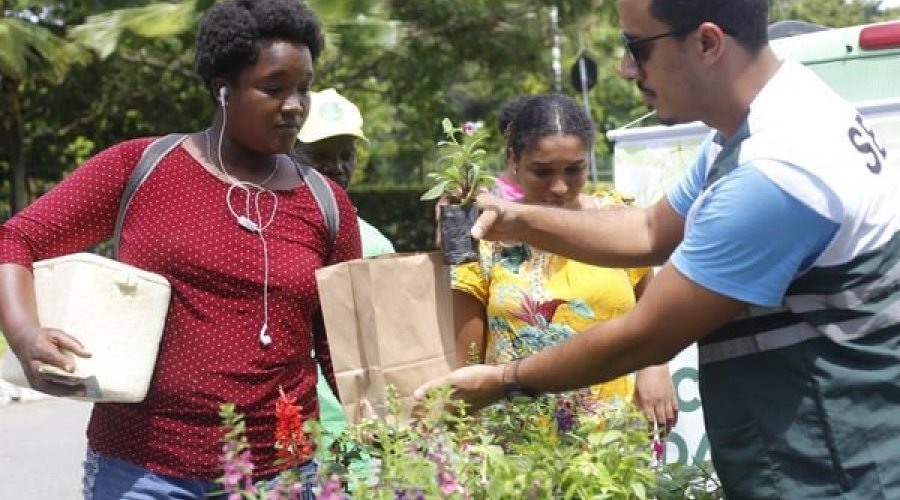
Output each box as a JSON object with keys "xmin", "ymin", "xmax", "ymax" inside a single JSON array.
[
  {"xmin": 0, "ymin": 17, "xmax": 91, "ymax": 83},
  {"xmin": 219, "ymin": 385, "xmax": 723, "ymax": 499},
  {"xmin": 348, "ymin": 184, "xmax": 437, "ymax": 252},
  {"xmin": 420, "ymin": 119, "xmax": 495, "ymax": 207},
  {"xmin": 315, "ymin": 0, "xmax": 631, "ymax": 186},
  {"xmin": 219, "ymin": 402, "xmax": 250, "ymax": 453},
  {"xmin": 68, "ymin": 0, "xmax": 197, "ymax": 59},
  {"xmin": 4, "ymin": 0, "xmax": 896, "ymax": 218},
  {"xmin": 652, "ymin": 462, "xmax": 723, "ymax": 500},
  {"xmin": 770, "ymin": 0, "xmax": 898, "ymax": 26}
]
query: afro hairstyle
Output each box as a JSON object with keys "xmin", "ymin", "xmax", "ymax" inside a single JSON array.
[{"xmin": 195, "ymin": 0, "xmax": 324, "ymax": 91}]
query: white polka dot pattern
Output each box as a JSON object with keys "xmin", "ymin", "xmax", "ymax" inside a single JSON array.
[{"xmin": 0, "ymin": 137, "xmax": 362, "ymax": 478}]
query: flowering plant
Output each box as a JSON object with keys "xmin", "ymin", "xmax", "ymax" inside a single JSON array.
[
  {"xmin": 422, "ymin": 119, "xmax": 496, "ymax": 264},
  {"xmin": 218, "ymin": 385, "xmax": 722, "ymax": 499},
  {"xmin": 420, "ymin": 119, "xmax": 495, "ymax": 207}
]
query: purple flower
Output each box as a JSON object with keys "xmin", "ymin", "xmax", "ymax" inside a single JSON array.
[
  {"xmin": 554, "ymin": 403, "xmax": 576, "ymax": 433},
  {"xmin": 394, "ymin": 489, "xmax": 426, "ymax": 500},
  {"xmin": 438, "ymin": 470, "xmax": 460, "ymax": 495}
]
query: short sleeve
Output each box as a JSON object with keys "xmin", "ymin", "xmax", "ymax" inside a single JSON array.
[
  {"xmin": 670, "ymin": 165, "xmax": 838, "ymax": 307},
  {"xmin": 667, "ymin": 133, "xmax": 717, "ymax": 218},
  {"xmin": 626, "ymin": 267, "xmax": 650, "ymax": 287},
  {"xmin": 450, "ymin": 260, "xmax": 489, "ymax": 305}
]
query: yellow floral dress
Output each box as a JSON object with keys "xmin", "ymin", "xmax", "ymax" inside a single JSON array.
[{"xmin": 451, "ymin": 195, "xmax": 648, "ymax": 403}]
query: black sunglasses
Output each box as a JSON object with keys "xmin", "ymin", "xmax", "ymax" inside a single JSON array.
[{"xmin": 621, "ymin": 25, "xmax": 700, "ymax": 65}]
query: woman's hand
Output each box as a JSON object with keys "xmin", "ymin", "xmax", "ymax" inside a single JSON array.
[
  {"xmin": 9, "ymin": 326, "xmax": 92, "ymax": 397},
  {"xmin": 433, "ymin": 195, "xmax": 450, "ymax": 248},
  {"xmin": 634, "ymin": 364, "xmax": 678, "ymax": 434}
]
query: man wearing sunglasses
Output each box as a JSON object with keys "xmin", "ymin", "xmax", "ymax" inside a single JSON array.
[{"xmin": 418, "ymin": 0, "xmax": 900, "ymax": 498}]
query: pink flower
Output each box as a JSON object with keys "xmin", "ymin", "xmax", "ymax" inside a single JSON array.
[
  {"xmin": 652, "ymin": 438, "xmax": 666, "ymax": 466},
  {"xmin": 461, "ymin": 121, "xmax": 482, "ymax": 135},
  {"xmin": 318, "ymin": 474, "xmax": 345, "ymax": 499},
  {"xmin": 220, "ymin": 443, "xmax": 254, "ymax": 495},
  {"xmin": 438, "ymin": 470, "xmax": 460, "ymax": 495}
]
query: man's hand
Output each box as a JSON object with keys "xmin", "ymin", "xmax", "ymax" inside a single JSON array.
[
  {"xmin": 414, "ymin": 364, "xmax": 506, "ymax": 412},
  {"xmin": 10, "ymin": 326, "xmax": 92, "ymax": 397},
  {"xmin": 470, "ymin": 193, "xmax": 523, "ymax": 242}
]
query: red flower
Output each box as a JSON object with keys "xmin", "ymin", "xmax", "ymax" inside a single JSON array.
[{"xmin": 275, "ymin": 387, "xmax": 315, "ymax": 466}]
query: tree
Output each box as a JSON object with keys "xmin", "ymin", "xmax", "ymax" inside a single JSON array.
[
  {"xmin": 0, "ymin": 4, "xmax": 90, "ymax": 214},
  {"xmin": 5, "ymin": 0, "xmax": 895, "ymax": 220},
  {"xmin": 770, "ymin": 0, "xmax": 897, "ymax": 26}
]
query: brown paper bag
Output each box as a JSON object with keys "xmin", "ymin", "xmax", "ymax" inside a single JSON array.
[{"xmin": 315, "ymin": 252, "xmax": 456, "ymax": 423}]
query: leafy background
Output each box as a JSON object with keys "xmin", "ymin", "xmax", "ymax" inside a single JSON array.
[{"xmin": 1, "ymin": 0, "xmax": 898, "ymax": 250}]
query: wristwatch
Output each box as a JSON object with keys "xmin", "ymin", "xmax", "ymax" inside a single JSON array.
[{"xmin": 502, "ymin": 359, "xmax": 538, "ymax": 400}]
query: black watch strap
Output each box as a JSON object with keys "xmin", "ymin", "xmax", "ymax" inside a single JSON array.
[
  {"xmin": 504, "ymin": 381, "xmax": 538, "ymax": 399},
  {"xmin": 503, "ymin": 359, "xmax": 538, "ymax": 399}
]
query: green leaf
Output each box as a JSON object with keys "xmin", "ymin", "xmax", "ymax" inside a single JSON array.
[
  {"xmin": 600, "ymin": 430, "xmax": 624, "ymax": 446},
  {"xmin": 441, "ymin": 117, "xmax": 454, "ymax": 137},
  {"xmin": 68, "ymin": 0, "xmax": 197, "ymax": 59},
  {"xmin": 0, "ymin": 18, "xmax": 90, "ymax": 83},
  {"xmin": 420, "ymin": 180, "xmax": 450, "ymax": 200},
  {"xmin": 631, "ymin": 481, "xmax": 648, "ymax": 499}
]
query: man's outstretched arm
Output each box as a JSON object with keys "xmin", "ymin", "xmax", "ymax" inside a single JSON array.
[
  {"xmin": 416, "ymin": 263, "xmax": 744, "ymax": 410},
  {"xmin": 471, "ymin": 193, "xmax": 685, "ymax": 268}
]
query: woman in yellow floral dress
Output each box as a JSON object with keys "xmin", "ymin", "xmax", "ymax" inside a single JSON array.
[{"xmin": 452, "ymin": 93, "xmax": 677, "ymax": 427}]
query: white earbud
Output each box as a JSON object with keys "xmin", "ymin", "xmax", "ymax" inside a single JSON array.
[
  {"xmin": 236, "ymin": 215, "xmax": 260, "ymax": 232},
  {"xmin": 259, "ymin": 324, "xmax": 272, "ymax": 347},
  {"xmin": 218, "ymin": 87, "xmax": 228, "ymax": 108}
]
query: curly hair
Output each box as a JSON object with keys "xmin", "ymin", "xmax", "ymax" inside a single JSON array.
[
  {"xmin": 195, "ymin": 0, "xmax": 324, "ymax": 90},
  {"xmin": 496, "ymin": 95, "xmax": 531, "ymax": 137},
  {"xmin": 507, "ymin": 93, "xmax": 594, "ymax": 158}
]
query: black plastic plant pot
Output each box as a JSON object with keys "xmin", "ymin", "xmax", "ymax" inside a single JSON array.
[{"xmin": 440, "ymin": 204, "xmax": 479, "ymax": 265}]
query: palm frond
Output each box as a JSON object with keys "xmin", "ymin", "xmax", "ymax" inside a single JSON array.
[
  {"xmin": 0, "ymin": 18, "xmax": 90, "ymax": 83},
  {"xmin": 68, "ymin": 0, "xmax": 197, "ymax": 59}
]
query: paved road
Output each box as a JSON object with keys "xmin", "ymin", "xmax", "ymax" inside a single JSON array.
[{"xmin": 0, "ymin": 396, "xmax": 92, "ymax": 499}]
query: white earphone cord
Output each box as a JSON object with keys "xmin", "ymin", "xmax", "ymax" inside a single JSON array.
[{"xmin": 211, "ymin": 107, "xmax": 279, "ymax": 347}]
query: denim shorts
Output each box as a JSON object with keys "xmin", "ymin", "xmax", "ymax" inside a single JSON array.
[{"xmin": 82, "ymin": 448, "xmax": 317, "ymax": 499}]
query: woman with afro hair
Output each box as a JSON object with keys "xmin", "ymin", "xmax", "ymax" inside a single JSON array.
[{"xmin": 0, "ymin": 0, "xmax": 361, "ymax": 497}]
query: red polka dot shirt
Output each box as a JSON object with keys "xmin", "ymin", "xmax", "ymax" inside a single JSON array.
[{"xmin": 0, "ymin": 138, "xmax": 362, "ymax": 478}]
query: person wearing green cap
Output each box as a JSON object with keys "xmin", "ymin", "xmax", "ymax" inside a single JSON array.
[
  {"xmin": 296, "ymin": 88, "xmax": 395, "ymax": 258},
  {"xmin": 295, "ymin": 88, "xmax": 395, "ymax": 441}
]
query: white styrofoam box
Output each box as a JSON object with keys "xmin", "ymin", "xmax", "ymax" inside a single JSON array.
[{"xmin": 1, "ymin": 253, "xmax": 171, "ymax": 402}]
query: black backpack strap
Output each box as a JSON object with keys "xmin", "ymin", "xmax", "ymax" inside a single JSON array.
[
  {"xmin": 292, "ymin": 157, "xmax": 339, "ymax": 253},
  {"xmin": 113, "ymin": 134, "xmax": 187, "ymax": 259}
]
